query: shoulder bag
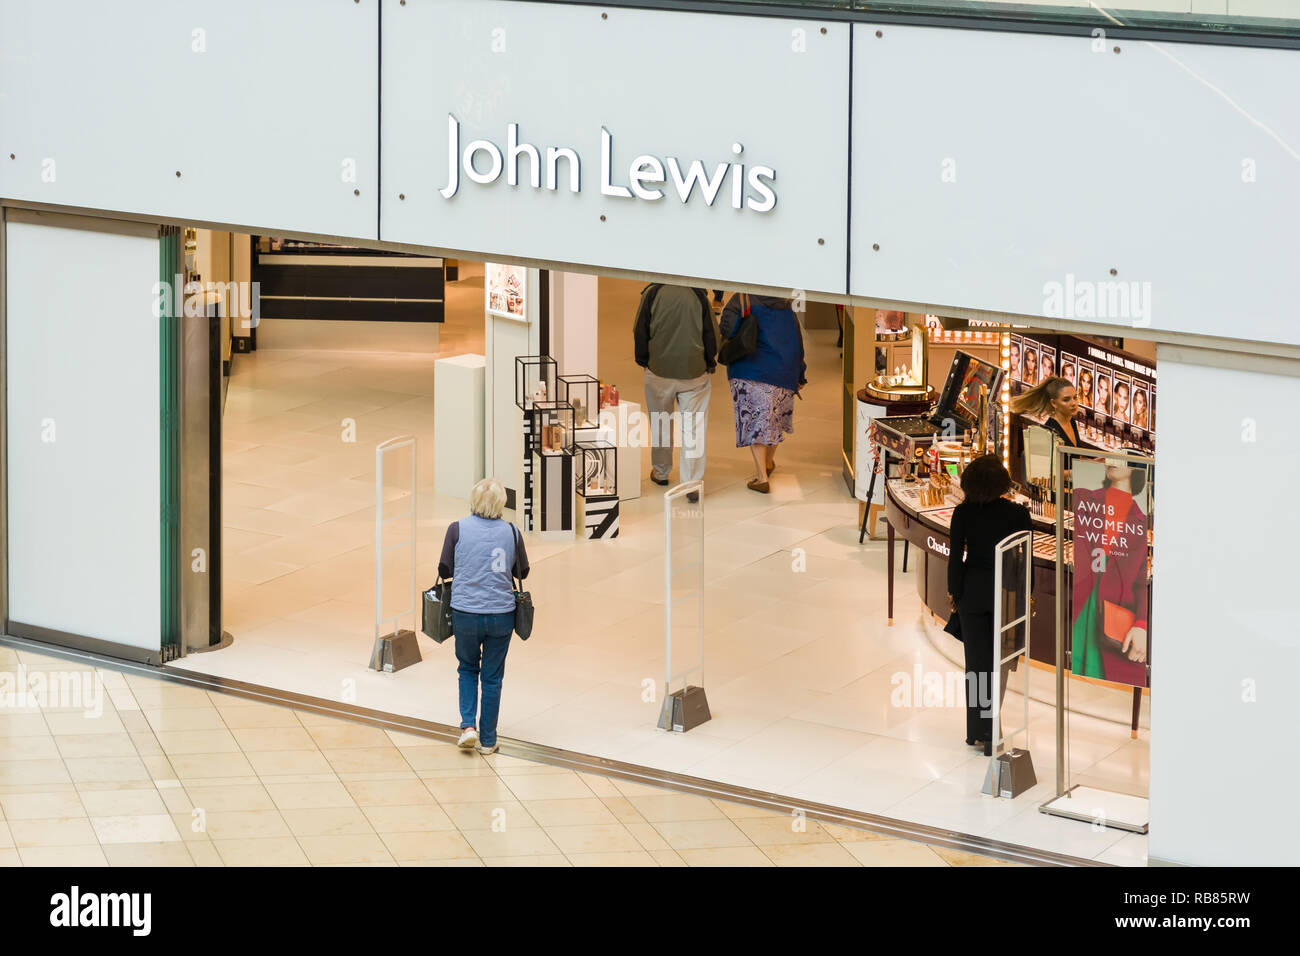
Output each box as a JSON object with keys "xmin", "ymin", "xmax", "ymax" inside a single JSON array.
[
  {"xmin": 717, "ymin": 293, "xmax": 757, "ymax": 366},
  {"xmin": 510, "ymin": 525, "xmax": 534, "ymax": 640},
  {"xmin": 421, "ymin": 576, "xmax": 454, "ymax": 644}
]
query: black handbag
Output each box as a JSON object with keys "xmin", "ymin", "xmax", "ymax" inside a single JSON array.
[
  {"xmin": 421, "ymin": 577, "xmax": 454, "ymax": 644},
  {"xmin": 943, "ymin": 608, "xmax": 963, "ymax": 642},
  {"xmin": 511, "ymin": 525, "xmax": 534, "ymax": 640},
  {"xmin": 717, "ymin": 293, "xmax": 757, "ymax": 366}
]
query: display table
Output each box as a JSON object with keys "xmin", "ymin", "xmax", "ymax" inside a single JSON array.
[{"xmin": 434, "ymin": 353, "xmax": 485, "ymax": 498}]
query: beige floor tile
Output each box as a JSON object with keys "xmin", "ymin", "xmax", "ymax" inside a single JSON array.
[
  {"xmin": 64, "ymin": 756, "xmax": 151, "ymax": 784},
  {"xmin": 629, "ymin": 792, "xmax": 726, "ymax": 822},
  {"xmin": 461, "ymin": 827, "xmax": 562, "ymax": 858},
  {"xmin": 761, "ymin": 842, "xmax": 862, "ymax": 866},
  {"xmin": 156, "ymin": 729, "xmax": 241, "ymax": 755},
  {"xmin": 440, "ymin": 801, "xmax": 538, "ymax": 831},
  {"xmin": 521, "ymin": 798, "xmax": 619, "ymax": 827},
  {"xmin": 143, "ymin": 708, "xmax": 226, "ymax": 732},
  {"xmin": 123, "ymin": 681, "xmax": 214, "ymax": 710},
  {"xmin": 129, "ymin": 732, "xmax": 164, "ymax": 756},
  {"xmin": 930, "ymin": 846, "xmax": 1020, "ymax": 867},
  {"xmin": 167, "ymin": 752, "xmax": 258, "ymax": 780},
  {"xmin": 649, "ymin": 848, "xmax": 687, "ymax": 867},
  {"xmin": 735, "ymin": 816, "xmax": 836, "ymax": 847},
  {"xmin": 322, "ymin": 748, "xmax": 409, "ymax": 774},
  {"xmin": 343, "ymin": 778, "xmax": 438, "ymax": 807},
  {"xmin": 713, "ymin": 799, "xmax": 790, "ymax": 821},
  {"xmin": 282, "ymin": 807, "xmax": 375, "ymax": 837},
  {"xmin": 202, "ymin": 809, "xmax": 292, "ymax": 840},
  {"xmin": 0, "ymin": 715, "xmax": 48, "ymax": 737},
  {"xmin": 0, "ymin": 736, "xmax": 60, "ymax": 760},
  {"xmin": 306, "ymin": 723, "xmax": 393, "ymax": 749},
  {"xmin": 78, "ymin": 788, "xmax": 168, "ymax": 817},
  {"xmin": 652, "ymin": 819, "xmax": 752, "ymax": 851},
  {"xmin": 677, "ymin": 846, "xmax": 774, "ymax": 866},
  {"xmin": 399, "ymin": 858, "xmax": 484, "ymax": 867},
  {"xmin": 0, "ymin": 848, "xmax": 21, "ymax": 866},
  {"xmin": 170, "ymin": 812, "xmax": 212, "ymax": 842},
  {"xmin": 380, "ymin": 829, "xmax": 478, "ymax": 862},
  {"xmin": 361, "ymin": 804, "xmax": 456, "ymax": 833},
  {"xmin": 566, "ymin": 850, "xmax": 657, "ymax": 866},
  {"xmin": 213, "ymin": 704, "xmax": 304, "ymax": 729},
  {"xmin": 298, "ymin": 834, "xmax": 393, "ymax": 865},
  {"xmin": 545, "ymin": 823, "xmax": 643, "ymax": 855},
  {"xmin": 574, "ymin": 772, "xmax": 623, "ymax": 798},
  {"xmin": 42, "ymin": 712, "xmax": 125, "ymax": 736},
  {"xmin": 117, "ymin": 711, "xmax": 152, "ymax": 734},
  {"xmin": 19, "ymin": 844, "xmax": 109, "ymax": 867},
  {"xmin": 10, "ymin": 816, "xmax": 99, "ymax": 847},
  {"xmin": 246, "ymin": 750, "xmax": 333, "ymax": 776},
  {"xmin": 396, "ymin": 745, "xmax": 480, "ymax": 771},
  {"xmin": 820, "ymin": 822, "xmax": 894, "ymax": 843},
  {"xmin": 213, "ymin": 837, "xmax": 310, "ymax": 866},
  {"xmin": 0, "ymin": 822, "xmax": 9, "ymax": 849},
  {"xmin": 266, "ymin": 781, "xmax": 355, "ymax": 810},
  {"xmin": 0, "ymin": 791, "xmax": 86, "ymax": 820},
  {"xmin": 844, "ymin": 839, "xmax": 949, "ymax": 867},
  {"xmin": 183, "ymin": 784, "xmax": 277, "ymax": 812},
  {"xmin": 623, "ymin": 822, "xmax": 671, "ymax": 852},
  {"xmin": 501, "ymin": 772, "xmax": 595, "ymax": 802},
  {"xmin": 482, "ymin": 854, "xmax": 571, "ymax": 867},
  {"xmin": 187, "ymin": 841, "xmax": 224, "ymax": 866},
  {"xmin": 103, "ymin": 842, "xmax": 196, "ymax": 866},
  {"xmin": 230, "ymin": 727, "xmax": 317, "ymax": 752},
  {"xmin": 0, "ymin": 759, "xmax": 71, "ymax": 786},
  {"xmin": 90, "ymin": 814, "xmax": 183, "ymax": 844},
  {"xmin": 422, "ymin": 775, "xmax": 517, "ymax": 805}
]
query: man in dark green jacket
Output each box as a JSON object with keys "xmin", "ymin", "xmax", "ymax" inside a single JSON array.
[{"xmin": 633, "ymin": 284, "xmax": 718, "ymax": 500}]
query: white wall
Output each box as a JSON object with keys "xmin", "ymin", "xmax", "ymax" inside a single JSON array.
[
  {"xmin": 851, "ymin": 23, "xmax": 1300, "ymax": 345},
  {"xmin": 5, "ymin": 216, "xmax": 162, "ymax": 651},
  {"xmin": 1148, "ymin": 352, "xmax": 1300, "ymax": 865},
  {"xmin": 0, "ymin": 0, "xmax": 379, "ymax": 241}
]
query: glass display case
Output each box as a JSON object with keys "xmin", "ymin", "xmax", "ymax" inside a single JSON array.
[
  {"xmin": 575, "ymin": 439, "xmax": 618, "ymax": 498},
  {"xmin": 530, "ymin": 401, "xmax": 576, "ymax": 456},
  {"xmin": 515, "ymin": 355, "xmax": 558, "ymax": 411},
  {"xmin": 559, "ymin": 374, "xmax": 601, "ymax": 431}
]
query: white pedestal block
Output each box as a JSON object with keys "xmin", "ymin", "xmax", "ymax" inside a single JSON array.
[{"xmin": 435, "ymin": 353, "xmax": 485, "ymax": 498}]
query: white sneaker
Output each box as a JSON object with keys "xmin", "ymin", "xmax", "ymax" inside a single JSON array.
[
  {"xmin": 476, "ymin": 742, "xmax": 499, "ymax": 755},
  {"xmin": 457, "ymin": 728, "xmax": 479, "ymax": 749}
]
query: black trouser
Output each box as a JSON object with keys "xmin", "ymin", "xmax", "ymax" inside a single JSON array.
[{"xmin": 959, "ymin": 608, "xmax": 1011, "ymax": 748}]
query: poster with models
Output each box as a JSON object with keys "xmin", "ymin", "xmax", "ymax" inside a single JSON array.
[
  {"xmin": 1040, "ymin": 345, "xmax": 1056, "ymax": 381},
  {"xmin": 1060, "ymin": 354, "xmax": 1077, "ymax": 387},
  {"xmin": 1070, "ymin": 458, "xmax": 1151, "ymax": 688},
  {"xmin": 1022, "ymin": 344, "xmax": 1040, "ymax": 385},
  {"xmin": 485, "ymin": 263, "xmax": 527, "ymax": 320},
  {"xmin": 1009, "ymin": 336, "xmax": 1023, "ymax": 383},
  {"xmin": 1076, "ymin": 361, "xmax": 1095, "ymax": 408},
  {"xmin": 1131, "ymin": 384, "xmax": 1150, "ymax": 432},
  {"xmin": 1111, "ymin": 374, "xmax": 1132, "ymax": 425},
  {"xmin": 1093, "ymin": 370, "xmax": 1112, "ymax": 415}
]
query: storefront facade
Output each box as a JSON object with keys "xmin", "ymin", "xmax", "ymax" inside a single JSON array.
[{"xmin": 2, "ymin": 0, "xmax": 1299, "ymax": 865}]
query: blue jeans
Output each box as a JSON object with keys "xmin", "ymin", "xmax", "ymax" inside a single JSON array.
[{"xmin": 451, "ymin": 610, "xmax": 514, "ymax": 747}]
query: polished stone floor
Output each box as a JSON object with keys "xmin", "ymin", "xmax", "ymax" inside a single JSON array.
[
  {"xmin": 0, "ymin": 645, "xmax": 1018, "ymax": 867},
  {"xmin": 171, "ymin": 263, "xmax": 1149, "ymax": 865}
]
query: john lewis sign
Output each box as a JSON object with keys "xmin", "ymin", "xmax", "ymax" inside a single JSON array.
[
  {"xmin": 380, "ymin": 0, "xmax": 848, "ymax": 293},
  {"xmin": 440, "ymin": 117, "xmax": 778, "ymax": 212}
]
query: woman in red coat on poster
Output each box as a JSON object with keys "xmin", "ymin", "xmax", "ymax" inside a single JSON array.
[{"xmin": 1071, "ymin": 462, "xmax": 1150, "ymax": 688}]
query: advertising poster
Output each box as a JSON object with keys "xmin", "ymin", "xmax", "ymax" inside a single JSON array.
[
  {"xmin": 485, "ymin": 263, "xmax": 527, "ymax": 320},
  {"xmin": 1070, "ymin": 458, "xmax": 1152, "ymax": 688},
  {"xmin": 1077, "ymin": 360, "xmax": 1094, "ymax": 408}
]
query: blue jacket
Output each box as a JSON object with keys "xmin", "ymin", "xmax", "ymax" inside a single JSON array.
[
  {"xmin": 719, "ymin": 295, "xmax": 807, "ymax": 392},
  {"xmin": 437, "ymin": 515, "xmax": 529, "ymax": 614}
]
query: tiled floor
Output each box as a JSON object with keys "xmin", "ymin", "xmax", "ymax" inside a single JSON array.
[
  {"xmin": 0, "ymin": 645, "xmax": 1018, "ymax": 867},
  {"xmin": 171, "ymin": 262, "xmax": 1149, "ymax": 865}
]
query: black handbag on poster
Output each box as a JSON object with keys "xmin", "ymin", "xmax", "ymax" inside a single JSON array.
[
  {"xmin": 421, "ymin": 577, "xmax": 454, "ymax": 644},
  {"xmin": 717, "ymin": 293, "xmax": 757, "ymax": 366},
  {"xmin": 511, "ymin": 525, "xmax": 534, "ymax": 640}
]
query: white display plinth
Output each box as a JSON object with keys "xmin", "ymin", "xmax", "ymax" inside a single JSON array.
[
  {"xmin": 597, "ymin": 401, "xmax": 642, "ymax": 502},
  {"xmin": 434, "ymin": 353, "xmax": 485, "ymax": 498},
  {"xmin": 854, "ymin": 394, "xmax": 889, "ymax": 504}
]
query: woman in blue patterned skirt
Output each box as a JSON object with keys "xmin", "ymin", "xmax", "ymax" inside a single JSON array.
[{"xmin": 719, "ymin": 294, "xmax": 807, "ymax": 493}]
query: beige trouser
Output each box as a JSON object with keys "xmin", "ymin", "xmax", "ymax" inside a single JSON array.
[{"xmin": 644, "ymin": 370, "xmax": 711, "ymax": 484}]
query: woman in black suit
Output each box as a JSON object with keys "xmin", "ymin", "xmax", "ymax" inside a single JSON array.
[{"xmin": 948, "ymin": 455, "xmax": 1032, "ymax": 756}]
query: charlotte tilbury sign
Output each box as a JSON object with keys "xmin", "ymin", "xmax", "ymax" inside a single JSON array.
[{"xmin": 439, "ymin": 118, "xmax": 778, "ymax": 212}]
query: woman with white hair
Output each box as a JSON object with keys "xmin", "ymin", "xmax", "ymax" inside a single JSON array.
[{"xmin": 437, "ymin": 477, "xmax": 529, "ymax": 755}]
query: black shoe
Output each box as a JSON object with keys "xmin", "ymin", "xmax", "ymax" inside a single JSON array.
[
  {"xmin": 686, "ymin": 491, "xmax": 699, "ymax": 503},
  {"xmin": 649, "ymin": 474, "xmax": 669, "ymax": 486}
]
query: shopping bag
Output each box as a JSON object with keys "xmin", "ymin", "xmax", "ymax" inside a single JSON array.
[{"xmin": 422, "ymin": 578, "xmax": 453, "ymax": 644}]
